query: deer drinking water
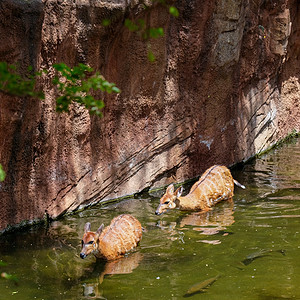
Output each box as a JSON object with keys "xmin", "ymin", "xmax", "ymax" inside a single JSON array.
[
  {"xmin": 80, "ymin": 214, "xmax": 142, "ymax": 261},
  {"xmin": 155, "ymin": 165, "xmax": 245, "ymax": 215}
]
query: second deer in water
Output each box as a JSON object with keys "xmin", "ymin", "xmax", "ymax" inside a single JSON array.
[
  {"xmin": 155, "ymin": 165, "xmax": 245, "ymax": 215},
  {"xmin": 80, "ymin": 214, "xmax": 142, "ymax": 261}
]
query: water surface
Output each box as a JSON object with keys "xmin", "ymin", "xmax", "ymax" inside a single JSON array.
[{"xmin": 0, "ymin": 137, "xmax": 299, "ymax": 299}]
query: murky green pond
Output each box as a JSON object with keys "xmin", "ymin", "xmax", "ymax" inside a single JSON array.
[{"xmin": 1, "ymin": 137, "xmax": 299, "ymax": 300}]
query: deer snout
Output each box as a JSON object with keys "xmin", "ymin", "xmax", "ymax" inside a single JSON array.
[
  {"xmin": 80, "ymin": 252, "xmax": 87, "ymax": 259},
  {"xmin": 155, "ymin": 205, "xmax": 165, "ymax": 215}
]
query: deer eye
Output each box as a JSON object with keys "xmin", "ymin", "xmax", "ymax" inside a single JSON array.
[
  {"xmin": 164, "ymin": 200, "xmax": 170, "ymax": 204},
  {"xmin": 88, "ymin": 241, "xmax": 94, "ymax": 245}
]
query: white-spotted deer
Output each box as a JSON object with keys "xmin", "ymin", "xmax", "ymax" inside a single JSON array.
[
  {"xmin": 80, "ymin": 214, "xmax": 142, "ymax": 261},
  {"xmin": 155, "ymin": 165, "xmax": 245, "ymax": 215}
]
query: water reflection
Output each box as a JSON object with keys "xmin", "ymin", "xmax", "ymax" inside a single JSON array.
[
  {"xmin": 179, "ymin": 200, "xmax": 235, "ymax": 230},
  {"xmin": 82, "ymin": 252, "xmax": 143, "ymax": 299},
  {"xmin": 152, "ymin": 200, "xmax": 235, "ymax": 248},
  {"xmin": 99, "ymin": 252, "xmax": 143, "ymax": 282}
]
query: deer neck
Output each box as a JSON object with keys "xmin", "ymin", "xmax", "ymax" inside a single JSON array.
[{"xmin": 177, "ymin": 192, "xmax": 206, "ymax": 211}]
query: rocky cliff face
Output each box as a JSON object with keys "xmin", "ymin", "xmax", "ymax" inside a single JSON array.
[{"xmin": 0, "ymin": 0, "xmax": 299, "ymax": 231}]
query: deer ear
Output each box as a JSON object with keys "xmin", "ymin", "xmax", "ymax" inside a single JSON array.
[
  {"xmin": 166, "ymin": 184, "xmax": 174, "ymax": 194},
  {"xmin": 176, "ymin": 186, "xmax": 183, "ymax": 198},
  {"xmin": 84, "ymin": 222, "xmax": 91, "ymax": 233},
  {"xmin": 96, "ymin": 223, "xmax": 104, "ymax": 235}
]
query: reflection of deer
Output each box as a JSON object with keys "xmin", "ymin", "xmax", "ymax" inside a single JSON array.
[
  {"xmin": 156, "ymin": 165, "xmax": 245, "ymax": 215},
  {"xmin": 82, "ymin": 252, "xmax": 144, "ymax": 298},
  {"xmin": 80, "ymin": 214, "xmax": 142, "ymax": 261},
  {"xmin": 99, "ymin": 252, "xmax": 143, "ymax": 283},
  {"xmin": 155, "ymin": 201, "xmax": 235, "ymax": 238},
  {"xmin": 179, "ymin": 200, "xmax": 235, "ymax": 229}
]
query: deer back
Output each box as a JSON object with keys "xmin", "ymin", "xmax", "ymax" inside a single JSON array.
[
  {"xmin": 180, "ymin": 165, "xmax": 234, "ymax": 210},
  {"xmin": 98, "ymin": 214, "xmax": 142, "ymax": 260}
]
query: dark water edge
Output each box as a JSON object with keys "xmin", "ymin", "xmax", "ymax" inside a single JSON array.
[{"xmin": 0, "ymin": 136, "xmax": 299, "ymax": 300}]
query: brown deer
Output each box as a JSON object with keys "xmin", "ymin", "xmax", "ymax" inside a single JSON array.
[
  {"xmin": 80, "ymin": 214, "xmax": 142, "ymax": 261},
  {"xmin": 155, "ymin": 165, "xmax": 245, "ymax": 215}
]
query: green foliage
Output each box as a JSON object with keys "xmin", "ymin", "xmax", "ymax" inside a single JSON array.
[
  {"xmin": 0, "ymin": 164, "xmax": 6, "ymax": 182},
  {"xmin": 124, "ymin": 18, "xmax": 164, "ymax": 40},
  {"xmin": 145, "ymin": 27, "xmax": 164, "ymax": 39},
  {"xmin": 53, "ymin": 63, "xmax": 120, "ymax": 117},
  {"xmin": 151, "ymin": 0, "xmax": 179, "ymax": 17},
  {"xmin": 169, "ymin": 6, "xmax": 179, "ymax": 17},
  {"xmin": 0, "ymin": 62, "xmax": 44, "ymax": 98},
  {"xmin": 0, "ymin": 62, "xmax": 120, "ymax": 117},
  {"xmin": 124, "ymin": 19, "xmax": 164, "ymax": 62},
  {"xmin": 123, "ymin": 2, "xmax": 179, "ymax": 62},
  {"xmin": 124, "ymin": 18, "xmax": 143, "ymax": 32},
  {"xmin": 102, "ymin": 18, "xmax": 111, "ymax": 26},
  {"xmin": 147, "ymin": 50, "xmax": 156, "ymax": 62}
]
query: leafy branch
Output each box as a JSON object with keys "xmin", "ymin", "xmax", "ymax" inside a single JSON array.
[
  {"xmin": 53, "ymin": 63, "xmax": 120, "ymax": 117},
  {"xmin": 0, "ymin": 62, "xmax": 44, "ymax": 98},
  {"xmin": 150, "ymin": 0, "xmax": 179, "ymax": 17},
  {"xmin": 0, "ymin": 164, "xmax": 5, "ymax": 182},
  {"xmin": 0, "ymin": 62, "xmax": 120, "ymax": 118},
  {"xmin": 122, "ymin": 1, "xmax": 179, "ymax": 62},
  {"xmin": 0, "ymin": 63, "xmax": 120, "ymax": 181},
  {"xmin": 124, "ymin": 18, "xmax": 164, "ymax": 40}
]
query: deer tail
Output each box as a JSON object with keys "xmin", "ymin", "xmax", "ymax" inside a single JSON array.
[{"xmin": 234, "ymin": 179, "xmax": 246, "ymax": 189}]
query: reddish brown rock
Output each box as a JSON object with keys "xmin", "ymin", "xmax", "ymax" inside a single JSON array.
[{"xmin": 0, "ymin": 0, "xmax": 299, "ymax": 231}]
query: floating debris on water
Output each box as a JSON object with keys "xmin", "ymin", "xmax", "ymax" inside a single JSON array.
[
  {"xmin": 184, "ymin": 275, "xmax": 220, "ymax": 297},
  {"xmin": 193, "ymin": 227, "xmax": 220, "ymax": 235},
  {"xmin": 197, "ymin": 240, "xmax": 221, "ymax": 245},
  {"xmin": 241, "ymin": 249, "xmax": 286, "ymax": 266}
]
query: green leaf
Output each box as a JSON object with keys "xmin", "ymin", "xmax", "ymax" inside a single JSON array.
[
  {"xmin": 52, "ymin": 63, "xmax": 118, "ymax": 117},
  {"xmin": 124, "ymin": 19, "xmax": 139, "ymax": 32},
  {"xmin": 102, "ymin": 19, "xmax": 111, "ymax": 26},
  {"xmin": 147, "ymin": 50, "xmax": 156, "ymax": 62},
  {"xmin": 112, "ymin": 86, "xmax": 121, "ymax": 93},
  {"xmin": 169, "ymin": 6, "xmax": 179, "ymax": 17},
  {"xmin": 0, "ymin": 62, "xmax": 44, "ymax": 98},
  {"xmin": 148, "ymin": 27, "xmax": 164, "ymax": 39}
]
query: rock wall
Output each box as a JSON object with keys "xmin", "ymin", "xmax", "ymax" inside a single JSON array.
[{"xmin": 0, "ymin": 0, "xmax": 299, "ymax": 231}]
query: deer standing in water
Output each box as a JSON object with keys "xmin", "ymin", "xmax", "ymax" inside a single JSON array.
[
  {"xmin": 155, "ymin": 165, "xmax": 245, "ymax": 215},
  {"xmin": 80, "ymin": 214, "xmax": 142, "ymax": 261}
]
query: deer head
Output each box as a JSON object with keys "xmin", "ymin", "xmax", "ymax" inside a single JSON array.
[
  {"xmin": 80, "ymin": 222, "xmax": 104, "ymax": 259},
  {"xmin": 155, "ymin": 184, "xmax": 183, "ymax": 215}
]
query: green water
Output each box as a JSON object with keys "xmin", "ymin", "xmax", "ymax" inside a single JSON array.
[{"xmin": 0, "ymin": 138, "xmax": 299, "ymax": 300}]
